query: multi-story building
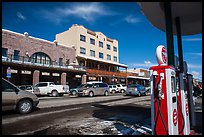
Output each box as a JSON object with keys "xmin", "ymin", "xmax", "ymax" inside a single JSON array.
[
  {"xmin": 55, "ymin": 24, "xmax": 128, "ymax": 84},
  {"xmin": 126, "ymin": 68, "xmax": 150, "ymax": 86},
  {"xmin": 2, "ymin": 29, "xmax": 86, "ymax": 88}
]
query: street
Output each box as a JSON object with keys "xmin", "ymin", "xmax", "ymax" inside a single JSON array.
[{"xmin": 2, "ymin": 94, "xmax": 151, "ymax": 135}]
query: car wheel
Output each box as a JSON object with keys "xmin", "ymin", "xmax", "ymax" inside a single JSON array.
[
  {"xmin": 112, "ymin": 90, "xmax": 116, "ymax": 94},
  {"xmin": 17, "ymin": 99, "xmax": 33, "ymax": 114},
  {"xmin": 72, "ymin": 91, "xmax": 77, "ymax": 96},
  {"xmin": 138, "ymin": 92, "xmax": 141, "ymax": 97},
  {"xmin": 121, "ymin": 89, "xmax": 125, "ymax": 93},
  {"xmin": 104, "ymin": 91, "xmax": 108, "ymax": 96},
  {"xmin": 89, "ymin": 91, "xmax": 94, "ymax": 97},
  {"xmin": 52, "ymin": 90, "xmax": 59, "ymax": 97}
]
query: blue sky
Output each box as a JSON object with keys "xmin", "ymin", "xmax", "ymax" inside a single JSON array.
[{"xmin": 2, "ymin": 2, "xmax": 202, "ymax": 81}]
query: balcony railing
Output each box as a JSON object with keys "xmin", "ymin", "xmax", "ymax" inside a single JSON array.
[
  {"xmin": 2, "ymin": 54, "xmax": 86, "ymax": 72},
  {"xmin": 87, "ymin": 69, "xmax": 127, "ymax": 77}
]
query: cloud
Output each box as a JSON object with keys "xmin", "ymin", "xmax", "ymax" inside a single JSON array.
[
  {"xmin": 186, "ymin": 52, "xmax": 202, "ymax": 56},
  {"xmin": 191, "ymin": 71, "xmax": 202, "ymax": 80},
  {"xmin": 40, "ymin": 2, "xmax": 115, "ymax": 25},
  {"xmin": 124, "ymin": 15, "xmax": 142, "ymax": 24},
  {"xmin": 129, "ymin": 60, "xmax": 157, "ymax": 69},
  {"xmin": 183, "ymin": 38, "xmax": 202, "ymax": 41},
  {"xmin": 16, "ymin": 12, "xmax": 26, "ymax": 20},
  {"xmin": 187, "ymin": 64, "xmax": 202, "ymax": 69}
]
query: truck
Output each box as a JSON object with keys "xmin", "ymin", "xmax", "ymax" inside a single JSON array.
[{"xmin": 35, "ymin": 82, "xmax": 69, "ymax": 97}]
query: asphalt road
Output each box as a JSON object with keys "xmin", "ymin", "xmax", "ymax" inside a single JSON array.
[{"xmin": 2, "ymin": 94, "xmax": 152, "ymax": 135}]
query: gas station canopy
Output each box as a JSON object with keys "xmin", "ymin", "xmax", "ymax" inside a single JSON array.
[{"xmin": 138, "ymin": 2, "xmax": 202, "ymax": 36}]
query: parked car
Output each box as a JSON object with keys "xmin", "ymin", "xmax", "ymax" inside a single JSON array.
[
  {"xmin": 116, "ymin": 84, "xmax": 127, "ymax": 93},
  {"xmin": 124, "ymin": 84, "xmax": 146, "ymax": 96},
  {"xmin": 69, "ymin": 84, "xmax": 85, "ymax": 96},
  {"xmin": 35, "ymin": 82, "xmax": 69, "ymax": 97},
  {"xmin": 2, "ymin": 78, "xmax": 39, "ymax": 114},
  {"xmin": 77, "ymin": 82, "xmax": 109, "ymax": 97},
  {"xmin": 108, "ymin": 84, "xmax": 118, "ymax": 93},
  {"xmin": 18, "ymin": 85, "xmax": 41, "ymax": 96}
]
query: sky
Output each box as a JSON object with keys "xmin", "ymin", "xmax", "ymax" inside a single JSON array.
[{"xmin": 2, "ymin": 2, "xmax": 202, "ymax": 81}]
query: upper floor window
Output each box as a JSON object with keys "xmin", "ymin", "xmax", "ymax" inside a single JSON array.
[
  {"xmin": 2, "ymin": 48, "xmax": 8, "ymax": 57},
  {"xmin": 90, "ymin": 50, "xmax": 95, "ymax": 57},
  {"xmin": 13, "ymin": 50, "xmax": 20, "ymax": 60},
  {"xmin": 99, "ymin": 41, "xmax": 103, "ymax": 48},
  {"xmin": 107, "ymin": 54, "xmax": 111, "ymax": 60},
  {"xmin": 99, "ymin": 52, "xmax": 103, "ymax": 59},
  {"xmin": 80, "ymin": 34, "xmax": 86, "ymax": 42},
  {"xmin": 90, "ymin": 38, "xmax": 95, "ymax": 45},
  {"xmin": 113, "ymin": 46, "xmax": 117, "ymax": 52},
  {"xmin": 80, "ymin": 47, "xmax": 86, "ymax": 54},
  {"xmin": 114, "ymin": 56, "xmax": 117, "ymax": 62},
  {"xmin": 30, "ymin": 52, "xmax": 51, "ymax": 65},
  {"xmin": 107, "ymin": 44, "xmax": 111, "ymax": 50}
]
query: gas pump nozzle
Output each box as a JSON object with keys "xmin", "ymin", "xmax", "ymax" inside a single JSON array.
[{"xmin": 158, "ymin": 73, "xmax": 164, "ymax": 100}]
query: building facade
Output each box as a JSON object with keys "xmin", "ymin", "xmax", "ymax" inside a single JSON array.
[
  {"xmin": 55, "ymin": 24, "xmax": 128, "ymax": 84},
  {"xmin": 2, "ymin": 29, "xmax": 86, "ymax": 88},
  {"xmin": 126, "ymin": 68, "xmax": 150, "ymax": 86}
]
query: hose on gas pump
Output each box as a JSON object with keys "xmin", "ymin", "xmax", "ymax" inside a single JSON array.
[
  {"xmin": 176, "ymin": 77, "xmax": 185, "ymax": 134},
  {"xmin": 153, "ymin": 75, "xmax": 169, "ymax": 135}
]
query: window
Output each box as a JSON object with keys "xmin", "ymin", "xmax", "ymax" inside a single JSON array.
[
  {"xmin": 80, "ymin": 47, "xmax": 86, "ymax": 54},
  {"xmin": 107, "ymin": 44, "xmax": 111, "ymax": 50},
  {"xmin": 99, "ymin": 41, "xmax": 103, "ymax": 48},
  {"xmin": 99, "ymin": 83, "xmax": 108, "ymax": 87},
  {"xmin": 99, "ymin": 52, "xmax": 103, "ymax": 59},
  {"xmin": 80, "ymin": 34, "xmax": 86, "ymax": 42},
  {"xmin": 107, "ymin": 54, "xmax": 111, "ymax": 60},
  {"xmin": 114, "ymin": 56, "xmax": 117, "ymax": 62},
  {"xmin": 36, "ymin": 83, "xmax": 47, "ymax": 87},
  {"xmin": 30, "ymin": 52, "xmax": 51, "ymax": 65},
  {"xmin": 2, "ymin": 48, "xmax": 8, "ymax": 57},
  {"xmin": 2, "ymin": 79, "xmax": 17, "ymax": 92},
  {"xmin": 113, "ymin": 46, "xmax": 117, "ymax": 52},
  {"xmin": 90, "ymin": 38, "xmax": 95, "ymax": 45},
  {"xmin": 59, "ymin": 58, "xmax": 63, "ymax": 66},
  {"xmin": 90, "ymin": 50, "xmax": 95, "ymax": 57},
  {"xmin": 13, "ymin": 50, "xmax": 20, "ymax": 60}
]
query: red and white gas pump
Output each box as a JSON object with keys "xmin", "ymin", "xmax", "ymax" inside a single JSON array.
[{"xmin": 150, "ymin": 45, "xmax": 178, "ymax": 135}]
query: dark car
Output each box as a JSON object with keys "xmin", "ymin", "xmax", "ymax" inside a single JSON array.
[
  {"xmin": 124, "ymin": 84, "xmax": 146, "ymax": 96},
  {"xmin": 69, "ymin": 84, "xmax": 85, "ymax": 96}
]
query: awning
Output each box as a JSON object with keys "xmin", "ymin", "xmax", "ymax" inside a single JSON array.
[
  {"xmin": 138, "ymin": 2, "xmax": 202, "ymax": 35},
  {"xmin": 77, "ymin": 54, "xmax": 128, "ymax": 68}
]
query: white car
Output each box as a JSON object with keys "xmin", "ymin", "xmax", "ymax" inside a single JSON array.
[
  {"xmin": 35, "ymin": 82, "xmax": 69, "ymax": 97},
  {"xmin": 108, "ymin": 85, "xmax": 119, "ymax": 93},
  {"xmin": 116, "ymin": 84, "xmax": 127, "ymax": 93}
]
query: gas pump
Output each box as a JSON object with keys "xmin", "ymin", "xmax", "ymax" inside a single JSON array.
[
  {"xmin": 176, "ymin": 60, "xmax": 191, "ymax": 135},
  {"xmin": 186, "ymin": 74, "xmax": 196, "ymax": 128},
  {"xmin": 150, "ymin": 45, "xmax": 178, "ymax": 135}
]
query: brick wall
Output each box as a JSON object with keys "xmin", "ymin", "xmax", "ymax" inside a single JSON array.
[{"xmin": 2, "ymin": 30, "xmax": 76, "ymax": 64}]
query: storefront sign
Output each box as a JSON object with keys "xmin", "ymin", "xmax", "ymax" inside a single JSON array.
[
  {"xmin": 21, "ymin": 70, "xmax": 31, "ymax": 74},
  {"xmin": 42, "ymin": 72, "xmax": 50, "ymax": 76},
  {"xmin": 52, "ymin": 73, "xmax": 60, "ymax": 76},
  {"xmin": 75, "ymin": 75, "xmax": 81, "ymax": 78},
  {"xmin": 11, "ymin": 69, "xmax": 18, "ymax": 73}
]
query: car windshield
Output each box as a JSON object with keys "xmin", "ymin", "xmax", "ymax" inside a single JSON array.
[{"xmin": 81, "ymin": 84, "xmax": 93, "ymax": 88}]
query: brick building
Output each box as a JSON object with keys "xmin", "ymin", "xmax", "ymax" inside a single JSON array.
[{"xmin": 2, "ymin": 29, "xmax": 86, "ymax": 88}]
